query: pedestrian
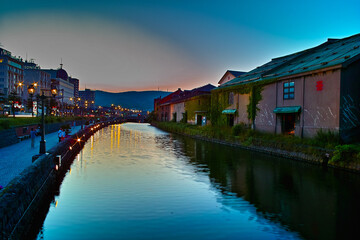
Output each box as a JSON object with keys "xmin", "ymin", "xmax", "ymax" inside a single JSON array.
[
  {"xmin": 61, "ymin": 128, "xmax": 66, "ymax": 141},
  {"xmin": 58, "ymin": 128, "xmax": 63, "ymax": 142},
  {"xmin": 36, "ymin": 125, "xmax": 41, "ymax": 136},
  {"xmin": 30, "ymin": 128, "xmax": 36, "ymax": 148}
]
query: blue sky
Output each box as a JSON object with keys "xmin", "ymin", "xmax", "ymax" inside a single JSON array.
[{"xmin": 0, "ymin": 0, "xmax": 359, "ymax": 92}]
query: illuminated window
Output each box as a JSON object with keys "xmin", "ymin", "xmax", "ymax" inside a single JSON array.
[{"xmin": 283, "ymin": 81, "xmax": 295, "ymax": 100}]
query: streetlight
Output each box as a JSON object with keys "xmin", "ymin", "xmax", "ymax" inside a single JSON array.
[
  {"xmin": 39, "ymin": 86, "xmax": 58, "ymax": 154},
  {"xmin": 27, "ymin": 84, "xmax": 35, "ymax": 117},
  {"xmin": 14, "ymin": 81, "xmax": 23, "ymax": 93}
]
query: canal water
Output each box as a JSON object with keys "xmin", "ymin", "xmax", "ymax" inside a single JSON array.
[{"xmin": 33, "ymin": 123, "xmax": 360, "ymax": 240}]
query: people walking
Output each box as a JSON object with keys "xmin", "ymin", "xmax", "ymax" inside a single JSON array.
[
  {"xmin": 58, "ymin": 128, "xmax": 64, "ymax": 142},
  {"xmin": 61, "ymin": 129, "xmax": 66, "ymax": 141},
  {"xmin": 30, "ymin": 128, "xmax": 36, "ymax": 148}
]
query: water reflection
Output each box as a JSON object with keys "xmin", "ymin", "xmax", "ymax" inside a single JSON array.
[
  {"xmin": 33, "ymin": 123, "xmax": 360, "ymax": 240},
  {"xmin": 173, "ymin": 136, "xmax": 360, "ymax": 240}
]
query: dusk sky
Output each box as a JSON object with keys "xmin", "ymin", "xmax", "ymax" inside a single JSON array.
[{"xmin": 0, "ymin": 0, "xmax": 359, "ymax": 92}]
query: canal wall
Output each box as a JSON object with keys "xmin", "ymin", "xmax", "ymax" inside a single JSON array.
[
  {"xmin": 154, "ymin": 123, "xmax": 360, "ymax": 173},
  {"xmin": 0, "ymin": 119, "xmax": 122, "ymax": 240},
  {"xmin": 152, "ymin": 123, "xmax": 330, "ymax": 165}
]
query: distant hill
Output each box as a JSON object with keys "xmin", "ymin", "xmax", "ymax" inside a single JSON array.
[{"xmin": 95, "ymin": 90, "xmax": 169, "ymax": 111}]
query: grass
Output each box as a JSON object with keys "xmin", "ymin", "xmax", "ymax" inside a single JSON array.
[
  {"xmin": 156, "ymin": 121, "xmax": 360, "ymax": 170},
  {"xmin": 329, "ymin": 144, "xmax": 360, "ymax": 167},
  {"xmin": 0, "ymin": 116, "xmax": 85, "ymax": 131},
  {"xmin": 155, "ymin": 122, "xmax": 356, "ymax": 164}
]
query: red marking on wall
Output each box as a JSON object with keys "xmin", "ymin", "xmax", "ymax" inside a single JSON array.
[{"xmin": 316, "ymin": 81, "xmax": 323, "ymax": 91}]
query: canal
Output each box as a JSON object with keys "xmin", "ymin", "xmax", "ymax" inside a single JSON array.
[{"xmin": 32, "ymin": 123, "xmax": 360, "ymax": 240}]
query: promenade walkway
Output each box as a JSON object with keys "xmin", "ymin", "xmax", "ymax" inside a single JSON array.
[{"xmin": 0, "ymin": 125, "xmax": 82, "ymax": 188}]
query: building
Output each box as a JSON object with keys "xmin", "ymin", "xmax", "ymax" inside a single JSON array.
[
  {"xmin": 170, "ymin": 84, "xmax": 215, "ymax": 125},
  {"xmin": 24, "ymin": 60, "xmax": 51, "ymax": 97},
  {"xmin": 0, "ymin": 47, "xmax": 24, "ymax": 98},
  {"xmin": 218, "ymin": 70, "xmax": 246, "ymax": 86},
  {"xmin": 154, "ymin": 88, "xmax": 183, "ymax": 121},
  {"xmin": 43, "ymin": 65, "xmax": 75, "ymax": 105},
  {"xmin": 79, "ymin": 88, "xmax": 96, "ymax": 110},
  {"xmin": 214, "ymin": 33, "xmax": 360, "ymax": 142},
  {"xmin": 69, "ymin": 77, "xmax": 79, "ymax": 98},
  {"xmin": 23, "ymin": 60, "xmax": 51, "ymax": 114},
  {"xmin": 155, "ymin": 84, "xmax": 216, "ymax": 125}
]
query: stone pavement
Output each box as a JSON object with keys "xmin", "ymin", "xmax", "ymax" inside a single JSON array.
[{"xmin": 0, "ymin": 125, "xmax": 82, "ymax": 188}]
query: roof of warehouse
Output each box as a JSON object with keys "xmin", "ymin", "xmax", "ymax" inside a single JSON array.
[{"xmin": 217, "ymin": 33, "xmax": 360, "ymax": 90}]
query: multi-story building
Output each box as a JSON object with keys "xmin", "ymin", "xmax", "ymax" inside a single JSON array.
[
  {"xmin": 0, "ymin": 47, "xmax": 24, "ymax": 98},
  {"xmin": 69, "ymin": 77, "xmax": 79, "ymax": 98},
  {"xmin": 23, "ymin": 60, "xmax": 51, "ymax": 97},
  {"xmin": 79, "ymin": 88, "xmax": 95, "ymax": 110},
  {"xmin": 43, "ymin": 65, "xmax": 74, "ymax": 105},
  {"xmin": 23, "ymin": 60, "xmax": 51, "ymax": 115}
]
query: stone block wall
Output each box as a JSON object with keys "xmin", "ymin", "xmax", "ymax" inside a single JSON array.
[
  {"xmin": 0, "ymin": 128, "xmax": 19, "ymax": 148},
  {"xmin": 0, "ymin": 119, "xmax": 120, "ymax": 239}
]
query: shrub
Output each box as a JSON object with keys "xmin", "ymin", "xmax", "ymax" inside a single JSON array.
[
  {"xmin": 0, "ymin": 120, "xmax": 10, "ymax": 129},
  {"xmin": 45, "ymin": 116, "xmax": 55, "ymax": 123},
  {"xmin": 180, "ymin": 111, "xmax": 187, "ymax": 123},
  {"xmin": 232, "ymin": 123, "xmax": 248, "ymax": 136},
  {"xmin": 329, "ymin": 144, "xmax": 360, "ymax": 167},
  {"xmin": 243, "ymin": 136, "xmax": 253, "ymax": 146},
  {"xmin": 313, "ymin": 129, "xmax": 340, "ymax": 148}
]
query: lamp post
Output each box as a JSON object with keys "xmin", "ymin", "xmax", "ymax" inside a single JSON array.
[
  {"xmin": 39, "ymin": 87, "xmax": 58, "ymax": 154},
  {"xmin": 69, "ymin": 97, "xmax": 73, "ymax": 116},
  {"xmin": 27, "ymin": 84, "xmax": 35, "ymax": 117},
  {"xmin": 75, "ymin": 97, "xmax": 81, "ymax": 117},
  {"xmin": 14, "ymin": 82, "xmax": 23, "ymax": 95},
  {"xmin": 61, "ymin": 89, "xmax": 64, "ymax": 116}
]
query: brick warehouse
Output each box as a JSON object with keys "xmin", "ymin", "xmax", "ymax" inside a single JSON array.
[{"xmin": 216, "ymin": 33, "xmax": 360, "ymax": 142}]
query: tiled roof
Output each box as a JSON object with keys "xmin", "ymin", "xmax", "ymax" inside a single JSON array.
[
  {"xmin": 191, "ymin": 83, "xmax": 216, "ymax": 93},
  {"xmin": 228, "ymin": 70, "xmax": 246, "ymax": 78},
  {"xmin": 217, "ymin": 33, "xmax": 360, "ymax": 90},
  {"xmin": 157, "ymin": 89, "xmax": 183, "ymax": 105},
  {"xmin": 264, "ymin": 33, "xmax": 360, "ymax": 79},
  {"xmin": 220, "ymin": 51, "xmax": 305, "ymax": 88},
  {"xmin": 159, "ymin": 84, "xmax": 216, "ymax": 106},
  {"xmin": 218, "ymin": 70, "xmax": 246, "ymax": 85}
]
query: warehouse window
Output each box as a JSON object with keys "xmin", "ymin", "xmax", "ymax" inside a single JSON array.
[
  {"xmin": 228, "ymin": 92, "xmax": 234, "ymax": 105},
  {"xmin": 283, "ymin": 81, "xmax": 295, "ymax": 100}
]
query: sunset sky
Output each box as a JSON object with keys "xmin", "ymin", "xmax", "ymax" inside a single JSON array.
[{"xmin": 0, "ymin": 0, "xmax": 359, "ymax": 92}]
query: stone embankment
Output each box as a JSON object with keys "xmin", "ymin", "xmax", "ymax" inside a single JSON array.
[
  {"xmin": 152, "ymin": 123, "xmax": 333, "ymax": 166},
  {"xmin": 0, "ymin": 119, "xmax": 122, "ymax": 240},
  {"xmin": 154, "ymin": 123, "xmax": 360, "ymax": 173}
]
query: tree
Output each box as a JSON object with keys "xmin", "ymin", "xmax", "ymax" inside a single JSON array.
[
  {"xmin": 145, "ymin": 111, "xmax": 157, "ymax": 123},
  {"xmin": 0, "ymin": 92, "xmax": 6, "ymax": 115},
  {"xmin": 8, "ymin": 90, "xmax": 20, "ymax": 117}
]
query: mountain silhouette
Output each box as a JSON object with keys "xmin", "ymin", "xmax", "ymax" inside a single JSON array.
[{"xmin": 95, "ymin": 90, "xmax": 169, "ymax": 111}]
